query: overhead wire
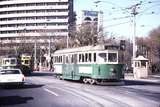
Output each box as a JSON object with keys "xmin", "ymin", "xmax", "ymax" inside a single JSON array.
[
  {"xmin": 103, "ymin": 16, "xmax": 132, "ymax": 22},
  {"xmin": 103, "ymin": 20, "xmax": 131, "ymax": 29}
]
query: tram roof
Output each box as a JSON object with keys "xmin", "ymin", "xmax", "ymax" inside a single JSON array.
[{"xmin": 53, "ymin": 44, "xmax": 119, "ymax": 55}]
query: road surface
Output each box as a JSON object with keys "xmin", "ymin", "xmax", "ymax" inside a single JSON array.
[{"xmin": 0, "ymin": 72, "xmax": 160, "ymax": 107}]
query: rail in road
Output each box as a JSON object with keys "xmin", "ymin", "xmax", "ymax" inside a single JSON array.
[{"xmin": 27, "ymin": 75, "xmax": 160, "ymax": 107}]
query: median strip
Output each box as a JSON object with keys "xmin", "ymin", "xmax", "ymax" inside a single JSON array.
[{"xmin": 44, "ymin": 88, "xmax": 59, "ymax": 96}]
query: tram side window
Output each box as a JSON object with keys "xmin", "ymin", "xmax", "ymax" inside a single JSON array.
[
  {"xmin": 55, "ymin": 56, "xmax": 56, "ymax": 63},
  {"xmin": 71, "ymin": 55, "xmax": 74, "ymax": 63},
  {"xmin": 71, "ymin": 54, "xmax": 77, "ymax": 63},
  {"xmin": 85, "ymin": 53, "xmax": 88, "ymax": 62},
  {"xmin": 79, "ymin": 54, "xmax": 81, "ymax": 62},
  {"xmin": 89, "ymin": 53, "xmax": 92, "ymax": 62},
  {"xmin": 55, "ymin": 56, "xmax": 57, "ymax": 63},
  {"xmin": 53, "ymin": 56, "xmax": 56, "ymax": 63},
  {"xmin": 85, "ymin": 53, "xmax": 92, "ymax": 62},
  {"xmin": 58, "ymin": 56, "xmax": 61, "ymax": 63},
  {"xmin": 57, "ymin": 56, "xmax": 59, "ymax": 63},
  {"xmin": 58, "ymin": 56, "xmax": 60, "ymax": 63},
  {"xmin": 108, "ymin": 53, "xmax": 117, "ymax": 62},
  {"xmin": 63, "ymin": 55, "xmax": 65, "ymax": 63},
  {"xmin": 54, "ymin": 56, "xmax": 56, "ymax": 63},
  {"xmin": 94, "ymin": 53, "xmax": 96, "ymax": 62},
  {"xmin": 60, "ymin": 56, "xmax": 62, "ymax": 63},
  {"xmin": 82, "ymin": 54, "xmax": 85, "ymax": 62},
  {"xmin": 74, "ymin": 54, "xmax": 77, "ymax": 63},
  {"xmin": 79, "ymin": 54, "xmax": 85, "ymax": 62},
  {"xmin": 66, "ymin": 56, "xmax": 69, "ymax": 63},
  {"xmin": 55, "ymin": 56, "xmax": 62, "ymax": 63},
  {"xmin": 54, "ymin": 56, "xmax": 60, "ymax": 63}
]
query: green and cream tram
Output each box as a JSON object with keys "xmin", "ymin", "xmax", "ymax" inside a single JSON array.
[{"xmin": 52, "ymin": 44, "xmax": 125, "ymax": 84}]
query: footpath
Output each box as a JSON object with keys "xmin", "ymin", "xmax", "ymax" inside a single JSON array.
[{"xmin": 125, "ymin": 73, "xmax": 160, "ymax": 83}]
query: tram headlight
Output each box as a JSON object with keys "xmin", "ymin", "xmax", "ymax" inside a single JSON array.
[
  {"xmin": 109, "ymin": 68, "xmax": 116, "ymax": 77},
  {"xmin": 110, "ymin": 68, "xmax": 114, "ymax": 72}
]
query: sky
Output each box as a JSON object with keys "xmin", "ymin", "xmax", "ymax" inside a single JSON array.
[{"xmin": 74, "ymin": 0, "xmax": 160, "ymax": 40}]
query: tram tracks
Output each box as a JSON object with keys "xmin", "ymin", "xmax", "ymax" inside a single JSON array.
[
  {"xmin": 80, "ymin": 86, "xmax": 160, "ymax": 107},
  {"xmin": 29, "ymin": 76, "xmax": 160, "ymax": 107},
  {"xmin": 47, "ymin": 84, "xmax": 132, "ymax": 107},
  {"xmin": 63, "ymin": 86, "xmax": 132, "ymax": 107},
  {"xmin": 51, "ymin": 83, "xmax": 159, "ymax": 107}
]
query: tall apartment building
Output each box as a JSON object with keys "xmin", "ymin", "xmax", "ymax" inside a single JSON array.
[{"xmin": 0, "ymin": 0, "xmax": 74, "ymax": 54}]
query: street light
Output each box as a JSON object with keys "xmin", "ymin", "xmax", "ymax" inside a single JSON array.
[
  {"xmin": 48, "ymin": 32, "xmax": 51, "ymax": 70},
  {"xmin": 44, "ymin": 23, "xmax": 51, "ymax": 70},
  {"xmin": 34, "ymin": 35, "xmax": 37, "ymax": 71}
]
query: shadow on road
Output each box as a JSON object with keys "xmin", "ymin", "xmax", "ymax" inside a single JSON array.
[
  {"xmin": 1, "ymin": 84, "xmax": 44, "ymax": 90},
  {"xmin": 124, "ymin": 80, "xmax": 160, "ymax": 86},
  {"xmin": 29, "ymin": 72, "xmax": 54, "ymax": 77},
  {"xmin": 0, "ymin": 96, "xmax": 33, "ymax": 106}
]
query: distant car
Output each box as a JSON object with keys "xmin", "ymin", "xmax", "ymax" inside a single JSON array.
[
  {"xmin": 0, "ymin": 66, "xmax": 2, "ymax": 70},
  {"xmin": 0, "ymin": 69, "xmax": 25, "ymax": 86}
]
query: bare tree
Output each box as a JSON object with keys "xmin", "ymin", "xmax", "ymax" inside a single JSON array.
[
  {"xmin": 136, "ymin": 37, "xmax": 150, "ymax": 57},
  {"xmin": 149, "ymin": 26, "xmax": 160, "ymax": 57},
  {"xmin": 135, "ymin": 26, "xmax": 160, "ymax": 73},
  {"xmin": 147, "ymin": 26, "xmax": 160, "ymax": 73},
  {"xmin": 16, "ymin": 33, "xmax": 34, "ymax": 55},
  {"xmin": 70, "ymin": 23, "xmax": 98, "ymax": 47}
]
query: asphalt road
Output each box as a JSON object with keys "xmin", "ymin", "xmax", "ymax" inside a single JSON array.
[{"xmin": 0, "ymin": 72, "xmax": 160, "ymax": 107}]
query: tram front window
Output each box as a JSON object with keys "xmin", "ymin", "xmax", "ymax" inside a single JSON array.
[
  {"xmin": 108, "ymin": 53, "xmax": 117, "ymax": 62},
  {"xmin": 24, "ymin": 60, "xmax": 29, "ymax": 65},
  {"xmin": 98, "ymin": 53, "xmax": 107, "ymax": 62},
  {"xmin": 4, "ymin": 60, "xmax": 10, "ymax": 64},
  {"xmin": 11, "ymin": 59, "xmax": 16, "ymax": 64}
]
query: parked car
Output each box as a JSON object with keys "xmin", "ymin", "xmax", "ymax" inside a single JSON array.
[{"xmin": 0, "ymin": 69, "xmax": 25, "ymax": 86}]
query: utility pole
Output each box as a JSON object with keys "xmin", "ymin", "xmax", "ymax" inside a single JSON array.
[
  {"xmin": 67, "ymin": 34, "xmax": 69, "ymax": 48},
  {"xmin": 131, "ymin": 2, "xmax": 142, "ymax": 59},
  {"xmin": 48, "ymin": 33, "xmax": 51, "ymax": 70},
  {"xmin": 34, "ymin": 38, "xmax": 37, "ymax": 70},
  {"xmin": 44, "ymin": 23, "xmax": 51, "ymax": 71},
  {"xmin": 40, "ymin": 47, "xmax": 42, "ymax": 71},
  {"xmin": 126, "ymin": 2, "xmax": 142, "ymax": 78},
  {"xmin": 132, "ymin": 5, "xmax": 138, "ymax": 59},
  {"xmin": 126, "ymin": 1, "xmax": 142, "ymax": 59}
]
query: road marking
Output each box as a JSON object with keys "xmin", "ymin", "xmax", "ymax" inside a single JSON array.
[{"xmin": 44, "ymin": 88, "xmax": 59, "ymax": 96}]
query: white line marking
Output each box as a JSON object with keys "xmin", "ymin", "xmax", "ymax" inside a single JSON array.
[{"xmin": 44, "ymin": 88, "xmax": 59, "ymax": 96}]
